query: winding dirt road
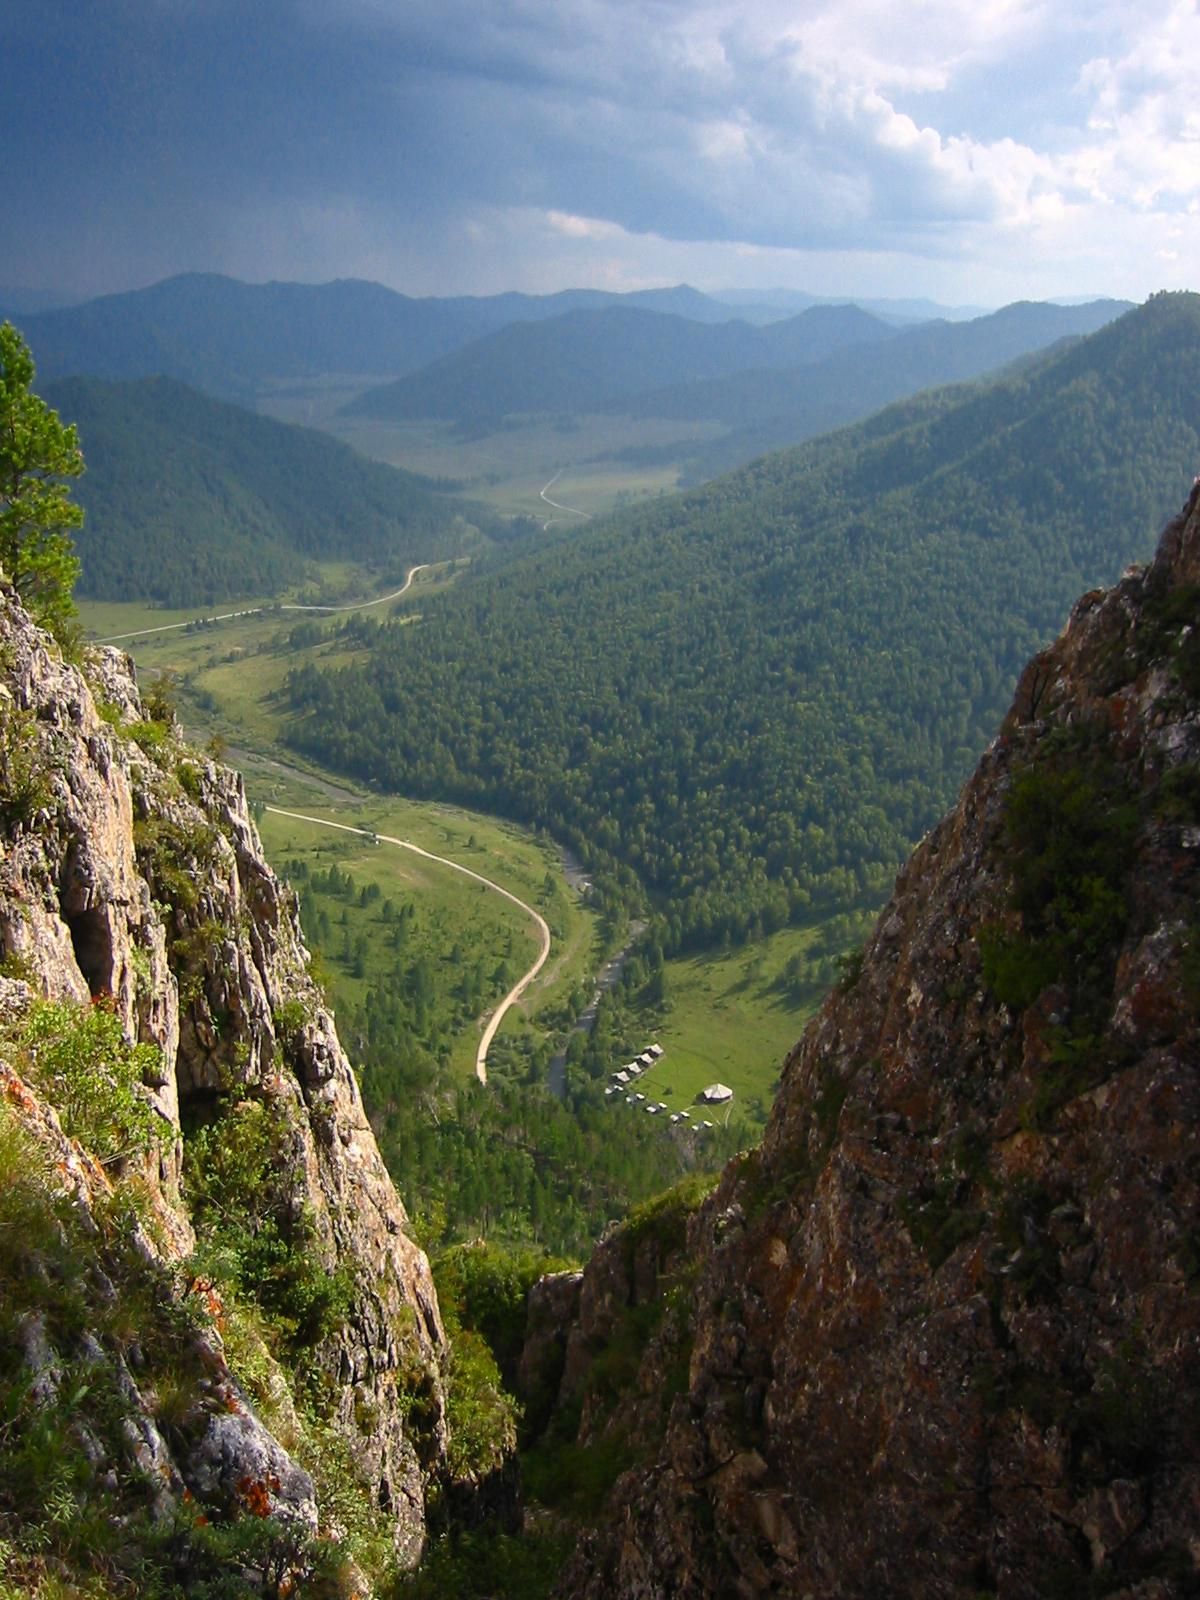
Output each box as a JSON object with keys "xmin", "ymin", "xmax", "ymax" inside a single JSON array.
[
  {"xmin": 264, "ymin": 805, "xmax": 550, "ymax": 1084},
  {"xmin": 539, "ymin": 470, "xmax": 591, "ymax": 531},
  {"xmin": 95, "ymin": 564, "xmax": 431, "ymax": 645}
]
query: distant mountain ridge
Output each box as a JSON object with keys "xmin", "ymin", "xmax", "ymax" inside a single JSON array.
[
  {"xmin": 48, "ymin": 374, "xmax": 493, "ymax": 607},
  {"xmin": 340, "ymin": 295, "xmax": 1131, "ymax": 477},
  {"xmin": 342, "ymin": 302, "xmax": 898, "ymax": 425},
  {"xmin": 655, "ymin": 297, "xmax": 1132, "ymax": 478},
  {"xmin": 15, "ymin": 273, "xmax": 767, "ymax": 401},
  {"xmin": 711, "ymin": 285, "xmax": 990, "ymax": 322}
]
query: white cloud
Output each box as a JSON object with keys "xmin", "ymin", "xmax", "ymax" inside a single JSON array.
[
  {"xmin": 1069, "ymin": 0, "xmax": 1200, "ymax": 210},
  {"xmin": 545, "ymin": 210, "xmax": 624, "ymax": 240}
]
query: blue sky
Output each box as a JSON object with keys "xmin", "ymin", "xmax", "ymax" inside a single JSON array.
[{"xmin": 3, "ymin": 0, "xmax": 1197, "ymax": 305}]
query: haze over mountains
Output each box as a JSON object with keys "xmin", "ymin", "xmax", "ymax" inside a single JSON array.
[
  {"xmin": 340, "ymin": 302, "xmax": 900, "ymax": 426},
  {"xmin": 14, "ymin": 273, "xmax": 1136, "ymax": 577},
  {"xmin": 16, "ymin": 273, "xmax": 1127, "ymax": 455},
  {"xmin": 11, "ymin": 274, "xmax": 802, "ymax": 402},
  {"xmin": 345, "ymin": 296, "xmax": 1129, "ymax": 479}
]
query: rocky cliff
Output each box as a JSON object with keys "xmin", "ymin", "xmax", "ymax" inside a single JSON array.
[
  {"xmin": 552, "ymin": 486, "xmax": 1200, "ymax": 1598},
  {"xmin": 0, "ymin": 584, "xmax": 450, "ymax": 1593}
]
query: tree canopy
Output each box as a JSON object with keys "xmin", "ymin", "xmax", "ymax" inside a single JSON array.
[{"xmin": 0, "ymin": 323, "xmax": 83, "ymax": 638}]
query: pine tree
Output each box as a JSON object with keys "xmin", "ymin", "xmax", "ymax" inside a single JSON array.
[{"xmin": 0, "ymin": 324, "xmax": 83, "ymax": 641}]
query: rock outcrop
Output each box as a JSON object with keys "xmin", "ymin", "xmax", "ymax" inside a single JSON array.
[
  {"xmin": 558, "ymin": 486, "xmax": 1200, "ymax": 1598},
  {"xmin": 0, "ymin": 583, "xmax": 450, "ymax": 1576}
]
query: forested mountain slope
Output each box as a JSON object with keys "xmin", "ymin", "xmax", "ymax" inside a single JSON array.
[
  {"xmin": 343, "ymin": 303, "xmax": 896, "ymax": 426},
  {"xmin": 622, "ymin": 297, "xmax": 1131, "ymax": 479},
  {"xmin": 284, "ymin": 294, "xmax": 1200, "ymax": 953},
  {"xmin": 47, "ymin": 375, "xmax": 494, "ymax": 607}
]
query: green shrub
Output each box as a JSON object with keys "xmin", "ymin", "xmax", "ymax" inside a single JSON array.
[
  {"xmin": 0, "ymin": 705, "xmax": 56, "ymax": 828},
  {"xmin": 835, "ymin": 943, "xmax": 866, "ymax": 994},
  {"xmin": 17, "ymin": 998, "xmax": 163, "ymax": 1165},
  {"xmin": 170, "ymin": 919, "xmax": 227, "ymax": 1007},
  {"xmin": 521, "ymin": 1425, "xmax": 636, "ymax": 1519},
  {"xmin": 126, "ymin": 718, "xmax": 172, "ymax": 757},
  {"xmin": 0, "ymin": 1105, "xmax": 339, "ymax": 1600},
  {"xmin": 184, "ymin": 1098, "xmax": 354, "ymax": 1356},
  {"xmin": 133, "ymin": 816, "xmax": 222, "ymax": 915},
  {"xmin": 442, "ymin": 1325, "xmax": 520, "ymax": 1480},
  {"xmin": 434, "ymin": 1243, "xmax": 575, "ymax": 1387},
  {"xmin": 394, "ymin": 1524, "xmax": 573, "ymax": 1599},
  {"xmin": 981, "ymin": 736, "xmax": 1137, "ymax": 1037},
  {"xmin": 293, "ymin": 1417, "xmax": 401, "ymax": 1590},
  {"xmin": 898, "ymin": 1175, "xmax": 986, "ymax": 1270},
  {"xmin": 0, "ymin": 1102, "xmax": 66, "ymax": 1301},
  {"xmin": 619, "ymin": 1169, "xmax": 719, "ymax": 1263},
  {"xmin": 270, "ymin": 996, "xmax": 311, "ymax": 1045},
  {"xmin": 978, "ymin": 926, "xmax": 1059, "ymax": 1012},
  {"xmin": 176, "ymin": 759, "xmax": 203, "ymax": 799},
  {"xmin": 141, "ymin": 671, "xmax": 177, "ymax": 725},
  {"xmin": 1153, "ymin": 761, "xmax": 1200, "ymax": 823}
]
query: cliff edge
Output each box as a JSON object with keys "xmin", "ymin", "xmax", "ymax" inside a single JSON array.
[
  {"xmin": 0, "ymin": 583, "xmax": 450, "ymax": 1593},
  {"xmin": 557, "ymin": 485, "xmax": 1200, "ymax": 1598}
]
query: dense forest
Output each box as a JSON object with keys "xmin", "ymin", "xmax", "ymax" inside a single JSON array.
[
  {"xmin": 284, "ymin": 294, "xmax": 1200, "ymax": 955},
  {"xmin": 46, "ymin": 375, "xmax": 502, "ymax": 606}
]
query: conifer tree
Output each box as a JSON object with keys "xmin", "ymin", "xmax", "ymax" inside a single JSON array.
[{"xmin": 0, "ymin": 323, "xmax": 83, "ymax": 640}]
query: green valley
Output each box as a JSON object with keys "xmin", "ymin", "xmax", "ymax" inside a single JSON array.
[
  {"xmin": 78, "ymin": 579, "xmax": 775, "ymax": 1255},
  {"xmin": 74, "ymin": 293, "xmax": 1200, "ymax": 1255},
  {"xmin": 281, "ymin": 295, "xmax": 1200, "ymax": 960}
]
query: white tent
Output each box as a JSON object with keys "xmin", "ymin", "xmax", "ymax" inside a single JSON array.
[{"xmin": 700, "ymin": 1083, "xmax": 734, "ymax": 1104}]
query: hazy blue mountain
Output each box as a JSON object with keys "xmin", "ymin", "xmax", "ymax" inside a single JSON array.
[
  {"xmin": 48, "ymin": 374, "xmax": 494, "ymax": 607},
  {"xmin": 15, "ymin": 274, "xmax": 751, "ymax": 401},
  {"xmin": 712, "ymin": 287, "xmax": 990, "ymax": 323},
  {"xmin": 343, "ymin": 302, "xmax": 897, "ymax": 424},
  {"xmin": 0, "ymin": 286, "xmax": 88, "ymax": 317}
]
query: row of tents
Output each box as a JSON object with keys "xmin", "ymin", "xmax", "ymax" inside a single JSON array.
[{"xmin": 608, "ymin": 1042, "xmax": 664, "ymax": 1089}]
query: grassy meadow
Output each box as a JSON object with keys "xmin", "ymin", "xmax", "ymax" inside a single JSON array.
[
  {"xmin": 255, "ymin": 386, "xmax": 725, "ymax": 521},
  {"xmin": 610, "ymin": 924, "xmax": 833, "ymax": 1129},
  {"xmin": 256, "ymin": 804, "xmax": 598, "ymax": 1079}
]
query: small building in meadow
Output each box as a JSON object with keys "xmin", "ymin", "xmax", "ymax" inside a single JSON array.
[{"xmin": 699, "ymin": 1083, "xmax": 734, "ymax": 1105}]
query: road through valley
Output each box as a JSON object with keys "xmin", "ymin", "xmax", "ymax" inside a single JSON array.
[{"xmin": 264, "ymin": 805, "xmax": 550, "ymax": 1084}]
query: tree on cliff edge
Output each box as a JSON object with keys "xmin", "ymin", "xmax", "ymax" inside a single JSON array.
[{"xmin": 0, "ymin": 322, "xmax": 82, "ymax": 641}]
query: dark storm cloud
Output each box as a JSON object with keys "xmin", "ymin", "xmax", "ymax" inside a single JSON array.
[{"xmin": 1, "ymin": 0, "xmax": 1196, "ymax": 300}]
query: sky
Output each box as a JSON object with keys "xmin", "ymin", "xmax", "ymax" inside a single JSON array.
[{"xmin": 2, "ymin": 0, "xmax": 1198, "ymax": 307}]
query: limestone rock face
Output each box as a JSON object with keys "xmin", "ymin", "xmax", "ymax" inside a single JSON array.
[
  {"xmin": 0, "ymin": 593, "xmax": 449, "ymax": 1562},
  {"xmin": 562, "ymin": 488, "xmax": 1200, "ymax": 1599}
]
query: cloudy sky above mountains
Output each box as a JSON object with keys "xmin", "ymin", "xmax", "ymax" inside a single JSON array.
[{"xmin": 3, "ymin": 0, "xmax": 1197, "ymax": 305}]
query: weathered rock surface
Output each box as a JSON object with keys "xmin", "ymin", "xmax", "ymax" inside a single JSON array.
[
  {"xmin": 518, "ymin": 1269, "xmax": 583, "ymax": 1436},
  {"xmin": 559, "ymin": 487, "xmax": 1200, "ymax": 1598},
  {"xmin": 0, "ymin": 587, "xmax": 450, "ymax": 1563}
]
